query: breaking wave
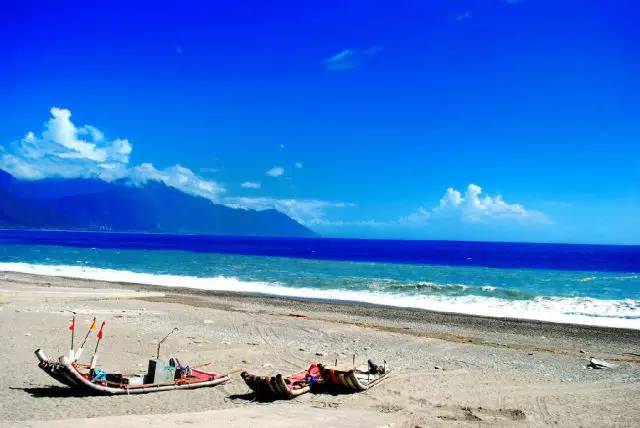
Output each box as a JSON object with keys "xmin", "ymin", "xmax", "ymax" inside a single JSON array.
[
  {"xmin": 2, "ymin": 262, "xmax": 639, "ymax": 329},
  {"xmin": 383, "ymin": 281, "xmax": 532, "ymax": 299}
]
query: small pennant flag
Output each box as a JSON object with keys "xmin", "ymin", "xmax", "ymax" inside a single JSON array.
[
  {"xmin": 97, "ymin": 321, "xmax": 106, "ymax": 340},
  {"xmin": 89, "ymin": 317, "xmax": 97, "ymax": 331},
  {"xmin": 69, "ymin": 318, "xmax": 75, "ymax": 332}
]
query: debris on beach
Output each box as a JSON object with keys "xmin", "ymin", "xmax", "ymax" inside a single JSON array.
[
  {"xmin": 586, "ymin": 358, "xmax": 616, "ymax": 369},
  {"xmin": 288, "ymin": 312, "xmax": 307, "ymax": 318}
]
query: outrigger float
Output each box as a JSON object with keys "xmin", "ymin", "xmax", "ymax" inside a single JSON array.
[{"xmin": 35, "ymin": 315, "xmax": 229, "ymax": 395}]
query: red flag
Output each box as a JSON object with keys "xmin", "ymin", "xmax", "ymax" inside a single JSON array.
[
  {"xmin": 69, "ymin": 318, "xmax": 75, "ymax": 332},
  {"xmin": 97, "ymin": 321, "xmax": 106, "ymax": 340}
]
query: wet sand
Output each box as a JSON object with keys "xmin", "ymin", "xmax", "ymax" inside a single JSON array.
[{"xmin": 1, "ymin": 271, "xmax": 640, "ymax": 427}]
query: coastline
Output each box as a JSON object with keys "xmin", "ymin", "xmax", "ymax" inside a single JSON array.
[{"xmin": 2, "ymin": 262, "xmax": 638, "ymax": 330}]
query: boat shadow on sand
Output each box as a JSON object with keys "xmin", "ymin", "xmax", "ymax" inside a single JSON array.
[
  {"xmin": 11, "ymin": 385, "xmax": 360, "ymax": 402},
  {"xmin": 228, "ymin": 385, "xmax": 361, "ymax": 403},
  {"xmin": 11, "ymin": 385, "xmax": 103, "ymax": 398}
]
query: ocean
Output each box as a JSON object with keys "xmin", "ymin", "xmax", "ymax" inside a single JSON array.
[{"xmin": 1, "ymin": 230, "xmax": 639, "ymax": 329}]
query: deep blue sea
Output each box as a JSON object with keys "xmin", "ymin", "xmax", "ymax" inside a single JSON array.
[{"xmin": 1, "ymin": 230, "xmax": 639, "ymax": 328}]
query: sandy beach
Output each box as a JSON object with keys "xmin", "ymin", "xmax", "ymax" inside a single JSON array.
[{"xmin": 1, "ymin": 270, "xmax": 640, "ymax": 427}]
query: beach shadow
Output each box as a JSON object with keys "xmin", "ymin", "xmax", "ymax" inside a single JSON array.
[
  {"xmin": 314, "ymin": 386, "xmax": 358, "ymax": 396},
  {"xmin": 228, "ymin": 392, "xmax": 288, "ymax": 403},
  {"xmin": 229, "ymin": 388, "xmax": 356, "ymax": 402},
  {"xmin": 10, "ymin": 386, "xmax": 100, "ymax": 398}
]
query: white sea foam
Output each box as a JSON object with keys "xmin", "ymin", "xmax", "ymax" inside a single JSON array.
[
  {"xmin": 2, "ymin": 262, "xmax": 639, "ymax": 329},
  {"xmin": 416, "ymin": 281, "xmax": 469, "ymax": 290}
]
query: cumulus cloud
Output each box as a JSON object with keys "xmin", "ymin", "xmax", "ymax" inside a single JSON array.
[
  {"xmin": 403, "ymin": 184, "xmax": 550, "ymax": 225},
  {"xmin": 241, "ymin": 181, "xmax": 261, "ymax": 189},
  {"xmin": 324, "ymin": 46, "xmax": 383, "ymax": 71},
  {"xmin": 128, "ymin": 163, "xmax": 224, "ymax": 200},
  {"xmin": 0, "ymin": 107, "xmax": 225, "ymax": 200},
  {"xmin": 224, "ymin": 196, "xmax": 353, "ymax": 225},
  {"xmin": 266, "ymin": 166, "xmax": 285, "ymax": 177},
  {"xmin": 0, "ymin": 107, "xmax": 131, "ymax": 180},
  {"xmin": 400, "ymin": 207, "xmax": 432, "ymax": 224}
]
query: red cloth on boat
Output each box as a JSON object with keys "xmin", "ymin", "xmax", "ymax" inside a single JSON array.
[
  {"xmin": 286, "ymin": 363, "xmax": 320, "ymax": 388},
  {"xmin": 190, "ymin": 368, "xmax": 224, "ymax": 381}
]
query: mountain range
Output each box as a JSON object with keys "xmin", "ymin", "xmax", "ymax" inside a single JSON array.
[{"xmin": 0, "ymin": 169, "xmax": 316, "ymax": 237}]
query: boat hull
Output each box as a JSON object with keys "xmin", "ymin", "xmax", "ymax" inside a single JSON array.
[
  {"xmin": 35, "ymin": 349, "xmax": 229, "ymax": 395},
  {"xmin": 240, "ymin": 371, "xmax": 311, "ymax": 399}
]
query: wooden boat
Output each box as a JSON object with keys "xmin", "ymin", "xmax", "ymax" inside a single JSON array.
[
  {"xmin": 35, "ymin": 349, "xmax": 229, "ymax": 395},
  {"xmin": 319, "ymin": 360, "xmax": 389, "ymax": 392},
  {"xmin": 241, "ymin": 363, "xmax": 321, "ymax": 399}
]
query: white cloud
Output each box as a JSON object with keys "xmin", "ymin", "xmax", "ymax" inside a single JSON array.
[
  {"xmin": 129, "ymin": 163, "xmax": 225, "ymax": 201},
  {"xmin": 1, "ymin": 107, "xmax": 225, "ymax": 200},
  {"xmin": 325, "ymin": 46, "xmax": 383, "ymax": 71},
  {"xmin": 266, "ymin": 166, "xmax": 284, "ymax": 177},
  {"xmin": 224, "ymin": 196, "xmax": 353, "ymax": 225},
  {"xmin": 0, "ymin": 107, "xmax": 132, "ymax": 180},
  {"xmin": 400, "ymin": 207, "xmax": 431, "ymax": 224},
  {"xmin": 316, "ymin": 183, "xmax": 550, "ymax": 232},
  {"xmin": 295, "ymin": 161, "xmax": 303, "ymax": 169},
  {"xmin": 241, "ymin": 181, "xmax": 261, "ymax": 189},
  {"xmin": 404, "ymin": 183, "xmax": 550, "ymax": 225}
]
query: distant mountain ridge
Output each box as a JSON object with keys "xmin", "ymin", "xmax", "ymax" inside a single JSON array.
[{"xmin": 0, "ymin": 169, "xmax": 316, "ymax": 237}]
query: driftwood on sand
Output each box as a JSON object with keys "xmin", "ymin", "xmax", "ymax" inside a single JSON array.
[{"xmin": 586, "ymin": 358, "xmax": 616, "ymax": 369}]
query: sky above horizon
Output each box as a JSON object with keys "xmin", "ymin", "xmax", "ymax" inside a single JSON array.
[{"xmin": 1, "ymin": 1, "xmax": 639, "ymax": 244}]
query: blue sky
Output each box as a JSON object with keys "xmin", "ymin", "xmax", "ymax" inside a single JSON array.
[{"xmin": 1, "ymin": 0, "xmax": 638, "ymax": 244}]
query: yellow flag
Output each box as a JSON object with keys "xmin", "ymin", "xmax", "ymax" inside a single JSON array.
[{"xmin": 89, "ymin": 317, "xmax": 97, "ymax": 331}]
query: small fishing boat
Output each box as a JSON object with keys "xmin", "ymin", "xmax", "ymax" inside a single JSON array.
[
  {"xmin": 35, "ymin": 349, "xmax": 230, "ymax": 395},
  {"xmin": 319, "ymin": 359, "xmax": 389, "ymax": 392},
  {"xmin": 241, "ymin": 363, "xmax": 322, "ymax": 399},
  {"xmin": 35, "ymin": 316, "xmax": 229, "ymax": 395}
]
